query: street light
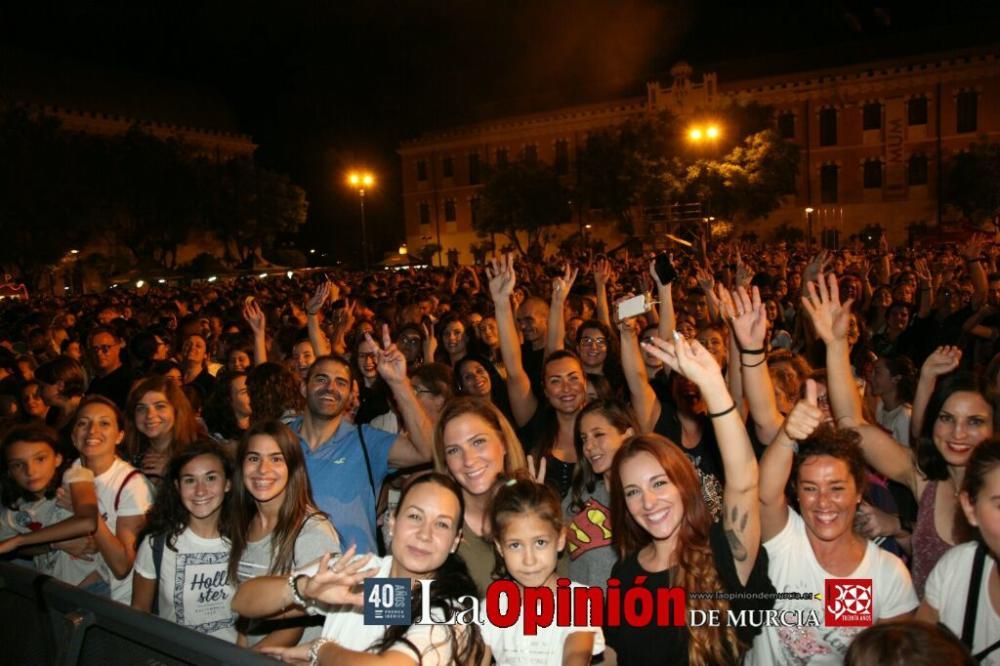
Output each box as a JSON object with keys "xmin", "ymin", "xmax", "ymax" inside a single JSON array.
[
  {"xmin": 805, "ymin": 207, "xmax": 815, "ymax": 247},
  {"xmin": 687, "ymin": 124, "xmax": 721, "ymax": 143},
  {"xmin": 347, "ymin": 170, "xmax": 375, "ymax": 270}
]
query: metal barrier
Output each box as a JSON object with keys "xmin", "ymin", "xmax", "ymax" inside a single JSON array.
[{"xmin": 0, "ymin": 562, "xmax": 275, "ymax": 666}]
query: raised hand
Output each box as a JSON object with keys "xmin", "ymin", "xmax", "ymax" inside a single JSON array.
[
  {"xmin": 551, "ymin": 263, "xmax": 579, "ymax": 303},
  {"xmin": 735, "ymin": 252, "xmax": 753, "ymax": 289},
  {"xmin": 372, "ymin": 325, "xmax": 407, "ymax": 385},
  {"xmin": 486, "ymin": 254, "xmax": 517, "ymax": 302},
  {"xmin": 695, "ymin": 266, "xmax": 715, "ymax": 294},
  {"xmin": 963, "ymin": 234, "xmax": 986, "ymax": 261},
  {"xmin": 801, "ymin": 272, "xmax": 853, "ymax": 344},
  {"xmin": 649, "ymin": 254, "xmax": 674, "ymax": 289},
  {"xmin": 641, "ymin": 331, "xmax": 725, "ymax": 389},
  {"xmin": 803, "ymin": 250, "xmax": 832, "ymax": 287},
  {"xmin": 242, "ymin": 298, "xmax": 266, "ymax": 336},
  {"xmin": 301, "ymin": 545, "xmax": 378, "ymax": 607},
  {"xmin": 421, "ymin": 321, "xmax": 437, "ymax": 361},
  {"xmin": 920, "ymin": 345, "xmax": 962, "ymax": 379},
  {"xmin": 593, "ymin": 257, "xmax": 613, "ymax": 288},
  {"xmin": 728, "ymin": 286, "xmax": 768, "ymax": 351},
  {"xmin": 781, "ymin": 379, "xmax": 825, "ymax": 441},
  {"xmin": 306, "ymin": 281, "xmax": 337, "ymax": 316}
]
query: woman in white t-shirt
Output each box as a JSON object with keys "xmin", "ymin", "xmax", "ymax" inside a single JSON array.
[
  {"xmin": 749, "ymin": 381, "xmax": 918, "ymax": 666},
  {"xmin": 917, "ymin": 438, "xmax": 1000, "ymax": 664},
  {"xmin": 233, "ymin": 473, "xmax": 486, "ymax": 665},
  {"xmin": 131, "ymin": 439, "xmax": 238, "ymax": 642},
  {"xmin": 70, "ymin": 395, "xmax": 154, "ymax": 603}
]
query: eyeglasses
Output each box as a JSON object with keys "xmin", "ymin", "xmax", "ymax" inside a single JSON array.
[
  {"xmin": 580, "ymin": 336, "xmax": 608, "ymax": 348},
  {"xmin": 399, "ymin": 336, "xmax": 421, "ymax": 346},
  {"xmin": 91, "ymin": 344, "xmax": 119, "ymax": 354},
  {"xmin": 413, "ymin": 386, "xmax": 437, "ymax": 396}
]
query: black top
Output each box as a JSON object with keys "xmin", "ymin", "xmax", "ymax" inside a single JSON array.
[
  {"xmin": 605, "ymin": 522, "xmax": 775, "ymax": 666},
  {"xmin": 517, "ymin": 407, "xmax": 575, "ymax": 498},
  {"xmin": 86, "ymin": 364, "xmax": 134, "ymax": 410},
  {"xmin": 521, "ymin": 341, "xmax": 545, "ymax": 399},
  {"xmin": 652, "ymin": 399, "xmax": 725, "ymax": 522}
]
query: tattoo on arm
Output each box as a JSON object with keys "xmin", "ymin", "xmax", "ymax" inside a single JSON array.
[{"xmin": 725, "ymin": 506, "xmax": 749, "ymax": 562}]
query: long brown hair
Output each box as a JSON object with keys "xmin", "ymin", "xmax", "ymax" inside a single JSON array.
[
  {"xmin": 124, "ymin": 375, "xmax": 200, "ymax": 461},
  {"xmin": 433, "ymin": 397, "xmax": 527, "ymax": 478},
  {"xmin": 227, "ymin": 420, "xmax": 322, "ymax": 583},
  {"xmin": 608, "ymin": 434, "xmax": 740, "ymax": 666}
]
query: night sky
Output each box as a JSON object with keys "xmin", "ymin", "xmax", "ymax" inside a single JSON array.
[{"xmin": 2, "ymin": 1, "xmax": 1000, "ymax": 261}]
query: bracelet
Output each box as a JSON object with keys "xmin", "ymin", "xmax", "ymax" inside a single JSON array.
[
  {"xmin": 289, "ymin": 572, "xmax": 309, "ymax": 607},
  {"xmin": 741, "ymin": 357, "xmax": 767, "ymax": 368},
  {"xmin": 708, "ymin": 402, "xmax": 737, "ymax": 419},
  {"xmin": 740, "ymin": 347, "xmax": 766, "ymax": 355},
  {"xmin": 309, "ymin": 638, "xmax": 331, "ymax": 666}
]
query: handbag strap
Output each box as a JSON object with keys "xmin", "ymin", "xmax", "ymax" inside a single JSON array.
[
  {"xmin": 356, "ymin": 424, "xmax": 377, "ymax": 502},
  {"xmin": 962, "ymin": 541, "xmax": 989, "ymax": 648}
]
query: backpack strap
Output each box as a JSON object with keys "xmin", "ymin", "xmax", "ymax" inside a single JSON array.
[
  {"xmin": 356, "ymin": 425, "xmax": 377, "ymax": 502},
  {"xmin": 962, "ymin": 541, "xmax": 989, "ymax": 649},
  {"xmin": 114, "ymin": 469, "xmax": 143, "ymax": 512},
  {"xmin": 151, "ymin": 533, "xmax": 166, "ymax": 615}
]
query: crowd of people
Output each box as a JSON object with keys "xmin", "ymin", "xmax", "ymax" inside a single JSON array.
[{"xmin": 0, "ymin": 232, "xmax": 998, "ymax": 664}]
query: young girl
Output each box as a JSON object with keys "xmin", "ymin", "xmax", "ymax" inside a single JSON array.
[
  {"xmin": 918, "ymin": 438, "xmax": 1000, "ymax": 663},
  {"xmin": 228, "ymin": 419, "xmax": 340, "ymax": 648},
  {"xmin": 235, "ymin": 473, "xmax": 486, "ymax": 665},
  {"xmin": 0, "ymin": 423, "xmax": 101, "ymax": 590},
  {"xmin": 70, "ymin": 395, "xmax": 155, "ymax": 603},
  {"xmin": 564, "ymin": 399, "xmax": 637, "ymax": 589},
  {"xmin": 131, "ymin": 439, "xmax": 238, "ymax": 642},
  {"xmin": 124, "ymin": 375, "xmax": 200, "ymax": 482},
  {"xmin": 482, "ymin": 478, "xmax": 605, "ymax": 666}
]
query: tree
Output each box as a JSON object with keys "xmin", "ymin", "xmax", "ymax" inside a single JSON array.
[
  {"xmin": 944, "ymin": 141, "xmax": 1000, "ymax": 223},
  {"xmin": 575, "ymin": 104, "xmax": 799, "ymax": 232},
  {"xmin": 475, "ymin": 161, "xmax": 572, "ymax": 260}
]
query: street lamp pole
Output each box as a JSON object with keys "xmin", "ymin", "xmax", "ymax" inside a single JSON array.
[
  {"xmin": 347, "ymin": 170, "xmax": 375, "ymax": 271},
  {"xmin": 805, "ymin": 207, "xmax": 815, "ymax": 248}
]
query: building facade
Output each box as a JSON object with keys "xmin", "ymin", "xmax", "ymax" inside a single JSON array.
[{"xmin": 399, "ymin": 47, "xmax": 1000, "ymax": 264}]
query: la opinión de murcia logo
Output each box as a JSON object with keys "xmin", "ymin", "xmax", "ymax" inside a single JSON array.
[{"xmin": 824, "ymin": 578, "xmax": 873, "ymax": 627}]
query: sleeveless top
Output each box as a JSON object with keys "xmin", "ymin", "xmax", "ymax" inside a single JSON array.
[{"xmin": 911, "ymin": 481, "xmax": 954, "ymax": 597}]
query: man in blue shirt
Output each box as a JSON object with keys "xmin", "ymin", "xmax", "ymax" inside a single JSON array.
[{"xmin": 289, "ymin": 328, "xmax": 433, "ymax": 554}]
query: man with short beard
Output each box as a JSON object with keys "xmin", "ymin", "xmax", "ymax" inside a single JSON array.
[{"xmin": 288, "ymin": 328, "xmax": 433, "ymax": 554}]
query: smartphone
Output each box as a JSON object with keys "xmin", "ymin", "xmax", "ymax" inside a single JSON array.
[
  {"xmin": 615, "ymin": 294, "xmax": 652, "ymax": 321},
  {"xmin": 654, "ymin": 253, "xmax": 677, "ymax": 285}
]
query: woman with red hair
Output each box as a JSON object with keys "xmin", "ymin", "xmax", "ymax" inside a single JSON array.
[{"xmin": 606, "ymin": 334, "xmax": 773, "ymax": 666}]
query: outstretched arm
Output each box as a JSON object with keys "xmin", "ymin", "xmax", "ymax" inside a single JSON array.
[
  {"xmin": 372, "ymin": 327, "xmax": 433, "ymax": 468},
  {"xmin": 0, "ymin": 478, "xmax": 97, "ymax": 555},
  {"xmin": 488, "ymin": 255, "xmax": 538, "ymax": 426},
  {"xmin": 643, "ymin": 333, "xmax": 759, "ymax": 584},
  {"xmin": 242, "ymin": 300, "xmax": 268, "ymax": 366},
  {"xmin": 546, "ymin": 264, "xmax": 578, "ymax": 356},
  {"xmin": 911, "ymin": 346, "xmax": 962, "ymax": 440},
  {"xmin": 620, "ymin": 319, "xmax": 660, "ymax": 433},
  {"xmin": 759, "ymin": 381, "xmax": 824, "ymax": 541},
  {"xmin": 306, "ymin": 281, "xmax": 336, "ymax": 356},
  {"xmin": 728, "ymin": 286, "xmax": 783, "ymax": 445},
  {"xmin": 804, "ymin": 272, "xmax": 920, "ymax": 493},
  {"xmin": 652, "ymin": 258, "xmax": 676, "ymax": 341},
  {"xmin": 593, "ymin": 258, "xmax": 613, "ymax": 326}
]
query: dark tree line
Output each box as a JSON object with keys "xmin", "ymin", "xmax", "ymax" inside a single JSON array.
[{"xmin": 0, "ymin": 107, "xmax": 307, "ymax": 287}]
